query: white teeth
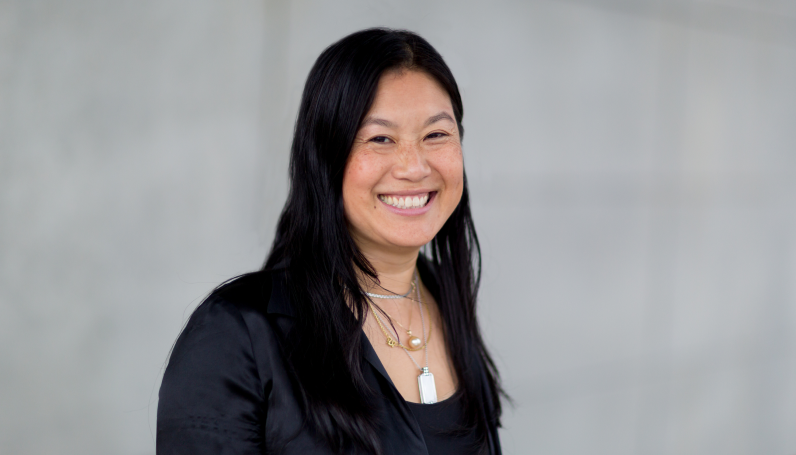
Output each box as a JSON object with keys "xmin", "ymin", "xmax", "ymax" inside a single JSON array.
[{"xmin": 380, "ymin": 193, "xmax": 430, "ymax": 209}]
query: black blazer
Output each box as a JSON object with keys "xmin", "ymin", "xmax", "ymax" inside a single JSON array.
[{"xmin": 157, "ymin": 266, "xmax": 501, "ymax": 454}]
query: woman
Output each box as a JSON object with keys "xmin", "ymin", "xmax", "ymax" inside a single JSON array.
[{"xmin": 157, "ymin": 28, "xmax": 503, "ymax": 455}]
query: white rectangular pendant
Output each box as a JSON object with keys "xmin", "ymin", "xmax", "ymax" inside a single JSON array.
[{"xmin": 418, "ymin": 367, "xmax": 437, "ymax": 404}]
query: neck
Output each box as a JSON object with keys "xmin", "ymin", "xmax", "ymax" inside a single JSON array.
[{"xmin": 357, "ymin": 245, "xmax": 420, "ymax": 295}]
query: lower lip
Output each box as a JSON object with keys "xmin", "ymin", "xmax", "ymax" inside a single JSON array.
[{"xmin": 379, "ymin": 192, "xmax": 436, "ymax": 216}]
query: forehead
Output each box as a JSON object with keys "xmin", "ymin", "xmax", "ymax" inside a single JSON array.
[{"xmin": 365, "ymin": 70, "xmax": 453, "ymax": 119}]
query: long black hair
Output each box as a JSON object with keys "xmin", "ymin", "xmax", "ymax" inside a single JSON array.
[{"xmin": 263, "ymin": 28, "xmax": 503, "ymax": 454}]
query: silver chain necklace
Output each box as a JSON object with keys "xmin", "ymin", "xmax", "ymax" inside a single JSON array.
[{"xmin": 364, "ymin": 281, "xmax": 414, "ymax": 299}]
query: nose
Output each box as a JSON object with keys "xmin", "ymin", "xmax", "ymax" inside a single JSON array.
[{"xmin": 392, "ymin": 141, "xmax": 431, "ymax": 181}]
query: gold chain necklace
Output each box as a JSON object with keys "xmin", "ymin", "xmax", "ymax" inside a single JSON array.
[
  {"xmin": 367, "ymin": 283, "xmax": 432, "ymax": 351},
  {"xmin": 363, "ymin": 279, "xmax": 417, "ymax": 344}
]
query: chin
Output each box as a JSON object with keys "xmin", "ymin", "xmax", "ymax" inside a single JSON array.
[
  {"xmin": 349, "ymin": 223, "xmax": 442, "ymax": 254},
  {"xmin": 392, "ymin": 240, "xmax": 432, "ymax": 250},
  {"xmin": 383, "ymin": 233, "xmax": 437, "ymax": 250}
]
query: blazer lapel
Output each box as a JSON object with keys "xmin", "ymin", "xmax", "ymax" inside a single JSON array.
[{"xmin": 360, "ymin": 331, "xmax": 392, "ymax": 386}]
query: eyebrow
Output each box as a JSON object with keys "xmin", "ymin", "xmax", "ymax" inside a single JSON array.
[
  {"xmin": 360, "ymin": 111, "xmax": 455, "ymax": 129},
  {"xmin": 360, "ymin": 117, "xmax": 396, "ymax": 128},
  {"xmin": 423, "ymin": 111, "xmax": 455, "ymax": 127}
]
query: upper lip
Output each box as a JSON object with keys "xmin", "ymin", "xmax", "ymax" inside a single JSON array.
[{"xmin": 378, "ymin": 189, "xmax": 436, "ymax": 196}]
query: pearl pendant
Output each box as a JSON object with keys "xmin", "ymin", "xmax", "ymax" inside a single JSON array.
[{"xmin": 408, "ymin": 336, "xmax": 422, "ymax": 348}]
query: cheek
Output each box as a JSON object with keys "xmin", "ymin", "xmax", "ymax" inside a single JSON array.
[
  {"xmin": 438, "ymin": 148, "xmax": 464, "ymax": 197},
  {"xmin": 342, "ymin": 152, "xmax": 380, "ymax": 216}
]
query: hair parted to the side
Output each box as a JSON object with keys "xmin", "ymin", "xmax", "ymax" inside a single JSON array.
[{"xmin": 263, "ymin": 28, "xmax": 503, "ymax": 454}]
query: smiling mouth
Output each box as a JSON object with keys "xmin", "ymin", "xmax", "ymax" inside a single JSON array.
[{"xmin": 378, "ymin": 192, "xmax": 432, "ymax": 209}]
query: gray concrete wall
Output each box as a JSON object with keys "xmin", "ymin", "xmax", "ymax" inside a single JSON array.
[{"xmin": 1, "ymin": 1, "xmax": 795, "ymax": 454}]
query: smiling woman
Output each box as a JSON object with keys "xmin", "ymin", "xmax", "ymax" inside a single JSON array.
[
  {"xmin": 157, "ymin": 28, "xmax": 504, "ymax": 455},
  {"xmin": 344, "ymin": 70, "xmax": 464, "ymax": 254}
]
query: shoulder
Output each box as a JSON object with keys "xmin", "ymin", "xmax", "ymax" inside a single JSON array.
[
  {"xmin": 157, "ymin": 269, "xmax": 290, "ymax": 450},
  {"xmin": 166, "ymin": 268, "xmax": 292, "ymax": 381},
  {"xmin": 173, "ymin": 271, "xmax": 272, "ymax": 354},
  {"xmin": 181, "ymin": 266, "xmax": 292, "ymax": 335},
  {"xmin": 161, "ymin": 270, "xmax": 276, "ymax": 391},
  {"xmin": 203, "ymin": 269, "xmax": 274, "ymax": 315}
]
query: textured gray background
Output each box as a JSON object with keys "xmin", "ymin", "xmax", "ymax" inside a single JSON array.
[{"xmin": 2, "ymin": 0, "xmax": 795, "ymax": 454}]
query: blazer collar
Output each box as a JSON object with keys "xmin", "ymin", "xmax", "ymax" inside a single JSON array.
[
  {"xmin": 266, "ymin": 269, "xmax": 295, "ymax": 317},
  {"xmin": 361, "ymin": 330, "xmax": 392, "ymax": 384}
]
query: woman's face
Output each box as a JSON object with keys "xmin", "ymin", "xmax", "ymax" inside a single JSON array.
[{"xmin": 343, "ymin": 70, "xmax": 464, "ymax": 255}]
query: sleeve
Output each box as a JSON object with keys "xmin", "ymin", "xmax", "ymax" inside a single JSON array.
[{"xmin": 157, "ymin": 296, "xmax": 267, "ymax": 454}]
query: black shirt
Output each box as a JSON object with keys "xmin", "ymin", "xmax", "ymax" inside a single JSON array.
[
  {"xmin": 157, "ymin": 267, "xmax": 501, "ymax": 454},
  {"xmin": 408, "ymin": 391, "xmax": 481, "ymax": 455}
]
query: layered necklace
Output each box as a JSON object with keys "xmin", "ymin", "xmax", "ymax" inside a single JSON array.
[
  {"xmin": 367, "ymin": 272, "xmax": 437, "ymax": 404},
  {"xmin": 365, "ymin": 282, "xmax": 414, "ymax": 300}
]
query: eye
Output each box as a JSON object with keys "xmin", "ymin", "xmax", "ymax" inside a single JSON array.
[
  {"xmin": 369, "ymin": 136, "xmax": 393, "ymax": 144},
  {"xmin": 425, "ymin": 132, "xmax": 448, "ymax": 140}
]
